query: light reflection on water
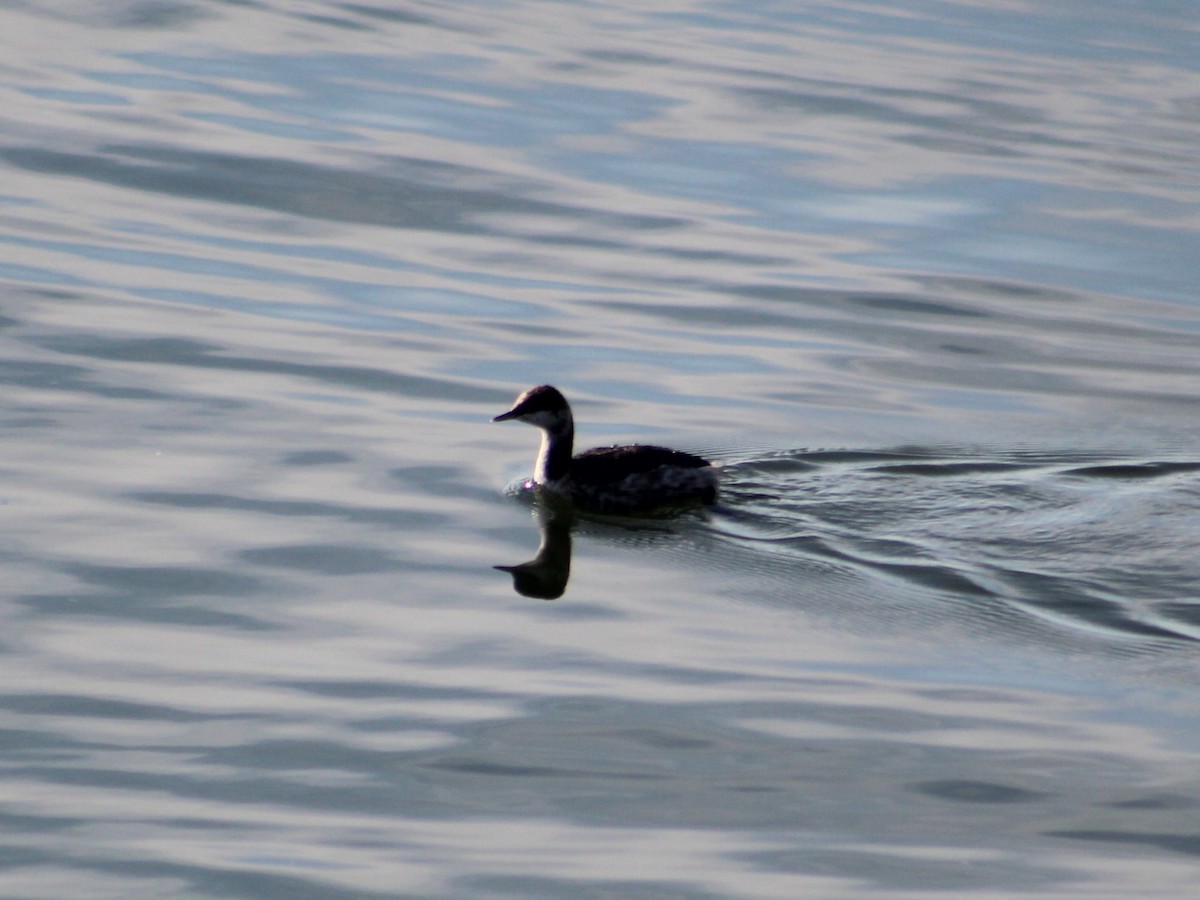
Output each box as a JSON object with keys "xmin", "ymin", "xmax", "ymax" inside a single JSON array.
[{"xmin": 1, "ymin": 0, "xmax": 1199, "ymax": 896}]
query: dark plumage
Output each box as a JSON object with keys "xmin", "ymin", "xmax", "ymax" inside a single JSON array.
[
  {"xmin": 571, "ymin": 444, "xmax": 711, "ymax": 480},
  {"xmin": 493, "ymin": 385, "xmax": 718, "ymax": 513}
]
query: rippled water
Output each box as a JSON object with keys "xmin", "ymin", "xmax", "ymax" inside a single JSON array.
[{"xmin": 2, "ymin": 1, "xmax": 1199, "ymax": 896}]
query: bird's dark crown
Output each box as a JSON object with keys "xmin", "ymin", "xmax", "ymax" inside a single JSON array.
[{"xmin": 494, "ymin": 384, "xmax": 570, "ymax": 421}]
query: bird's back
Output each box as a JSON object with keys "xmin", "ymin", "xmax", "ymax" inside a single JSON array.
[{"xmin": 571, "ymin": 444, "xmax": 711, "ymax": 482}]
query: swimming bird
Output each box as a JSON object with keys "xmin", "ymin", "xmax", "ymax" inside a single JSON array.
[{"xmin": 493, "ymin": 385, "xmax": 718, "ymax": 514}]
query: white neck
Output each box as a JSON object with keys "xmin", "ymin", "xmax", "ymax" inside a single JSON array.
[
  {"xmin": 531, "ymin": 412, "xmax": 574, "ymax": 484},
  {"xmin": 534, "ymin": 429, "xmax": 554, "ymax": 483}
]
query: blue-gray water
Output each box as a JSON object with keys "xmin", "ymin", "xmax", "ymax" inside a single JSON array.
[{"xmin": 2, "ymin": 1, "xmax": 1199, "ymax": 897}]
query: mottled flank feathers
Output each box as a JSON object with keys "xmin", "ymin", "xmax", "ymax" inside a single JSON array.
[{"xmin": 571, "ymin": 444, "xmax": 711, "ymax": 479}]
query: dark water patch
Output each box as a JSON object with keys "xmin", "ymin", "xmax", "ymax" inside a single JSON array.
[
  {"xmin": 1106, "ymin": 793, "xmax": 1200, "ymax": 811},
  {"xmin": 918, "ymin": 274, "xmax": 1084, "ymax": 305},
  {"xmin": 61, "ymin": 562, "xmax": 262, "ymax": 599},
  {"xmin": 729, "ymin": 283, "xmax": 847, "ymax": 308},
  {"xmin": 19, "ymin": 747, "xmax": 409, "ymax": 818},
  {"xmin": 580, "ymin": 48, "xmax": 675, "ymax": 67},
  {"xmin": 641, "ymin": 243, "xmax": 785, "ymax": 265},
  {"xmin": 1, "ymin": 693, "xmax": 216, "ymax": 723},
  {"xmin": 464, "ymin": 874, "xmax": 722, "ymax": 900},
  {"xmin": 130, "ymin": 490, "xmax": 446, "ymax": 529},
  {"xmin": 483, "ymin": 319, "xmax": 580, "ymax": 340},
  {"xmin": 426, "ymin": 758, "xmax": 593, "ymax": 779},
  {"xmin": 871, "ymin": 461, "xmax": 1037, "ymax": 476},
  {"xmin": 996, "ymin": 568, "xmax": 1200, "ymax": 645},
  {"xmin": 787, "ymin": 448, "xmax": 938, "ymax": 465},
  {"xmin": 571, "ymin": 509, "xmax": 710, "ymax": 535},
  {"xmin": 279, "ymin": 449, "xmax": 353, "ymax": 466},
  {"xmin": 847, "ymin": 293, "xmax": 988, "ymax": 318},
  {"xmin": 240, "ymin": 543, "xmax": 405, "ymax": 575},
  {"xmin": 0, "ymin": 145, "xmax": 686, "ymax": 234},
  {"xmin": 939, "ymin": 342, "xmax": 987, "ymax": 355},
  {"xmin": 732, "ymin": 73, "xmax": 1056, "ymax": 148},
  {"xmin": 871, "ymin": 560, "xmax": 995, "ymax": 599},
  {"xmin": 911, "ymin": 779, "xmax": 1051, "ymax": 804},
  {"xmin": 0, "ymin": 357, "xmax": 179, "ymax": 403},
  {"xmin": 1152, "ymin": 602, "xmax": 1200, "ymax": 630},
  {"xmin": 726, "ymin": 446, "xmax": 1069, "ymax": 482},
  {"xmin": 0, "ymin": 809, "xmax": 82, "ymax": 836},
  {"xmin": 736, "ymin": 83, "xmax": 905, "ymax": 123},
  {"xmin": 873, "ymin": 357, "xmax": 1089, "ymax": 400},
  {"xmin": 733, "ymin": 77, "xmax": 1067, "ymax": 157},
  {"xmin": 0, "ymin": 726, "xmax": 86, "ymax": 757},
  {"xmin": 720, "ymin": 448, "xmax": 1030, "ymax": 483},
  {"xmin": 592, "ymin": 301, "xmax": 808, "ymax": 331},
  {"xmin": 616, "ymin": 727, "xmax": 713, "ymax": 751},
  {"xmin": 1061, "ymin": 461, "xmax": 1200, "ymax": 480},
  {"xmin": 1, "ymin": 415, "xmax": 63, "ymax": 429},
  {"xmin": 37, "ymin": 333, "xmax": 498, "ymax": 403},
  {"xmin": 913, "ymin": 686, "xmax": 1029, "ymax": 704},
  {"xmin": 201, "ymin": 737, "xmax": 394, "ymax": 775},
  {"xmin": 298, "ymin": 10, "xmax": 372, "ymax": 32},
  {"xmin": 700, "ymin": 528, "xmax": 839, "ymax": 565},
  {"xmin": 1046, "ymin": 829, "xmax": 1200, "ymax": 858},
  {"xmin": 18, "ymin": 591, "xmax": 269, "ymax": 629},
  {"xmin": 340, "ymin": 4, "xmax": 442, "ymax": 27},
  {"xmin": 518, "ymin": 599, "xmax": 628, "ymax": 621},
  {"xmin": 277, "ymin": 679, "xmax": 501, "ymax": 703},
  {"xmin": 20, "ymin": 563, "xmax": 271, "ymax": 629},
  {"xmin": 90, "ymin": 861, "xmax": 405, "ymax": 900},
  {"xmin": 44, "ymin": 1, "xmax": 214, "ymax": 30},
  {"xmin": 389, "ymin": 464, "xmax": 480, "ymax": 497}
]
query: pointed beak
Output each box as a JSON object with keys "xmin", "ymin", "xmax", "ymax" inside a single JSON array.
[{"xmin": 492, "ymin": 409, "xmax": 518, "ymax": 422}]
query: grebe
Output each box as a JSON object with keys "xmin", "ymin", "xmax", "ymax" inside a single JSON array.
[{"xmin": 493, "ymin": 385, "xmax": 718, "ymax": 514}]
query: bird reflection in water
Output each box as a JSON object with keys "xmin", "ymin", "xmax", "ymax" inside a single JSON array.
[
  {"xmin": 494, "ymin": 500, "xmax": 573, "ymax": 599},
  {"xmin": 494, "ymin": 486, "xmax": 710, "ymax": 599}
]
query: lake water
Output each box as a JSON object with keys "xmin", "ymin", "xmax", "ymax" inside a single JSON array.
[{"xmin": 2, "ymin": 1, "xmax": 1199, "ymax": 897}]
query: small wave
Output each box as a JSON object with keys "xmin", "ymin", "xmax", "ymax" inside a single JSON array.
[{"xmin": 708, "ymin": 446, "xmax": 1200, "ymax": 652}]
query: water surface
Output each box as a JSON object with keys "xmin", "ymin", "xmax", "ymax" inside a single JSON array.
[{"xmin": 1, "ymin": 1, "xmax": 1199, "ymax": 896}]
